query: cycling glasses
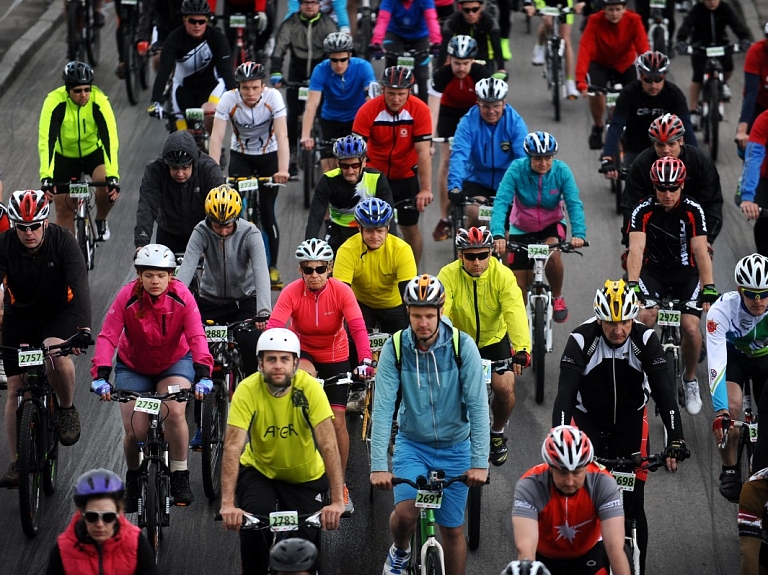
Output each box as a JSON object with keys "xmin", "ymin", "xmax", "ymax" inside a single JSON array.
[
  {"xmin": 302, "ymin": 265, "xmax": 328, "ymax": 275},
  {"xmin": 71, "ymin": 87, "xmax": 91, "ymax": 94},
  {"xmin": 641, "ymin": 76, "xmax": 664, "ymax": 84},
  {"xmin": 330, "ymin": 57, "xmax": 349, "ymax": 63},
  {"xmin": 742, "ymin": 288, "xmax": 768, "ymax": 300},
  {"xmin": 16, "ymin": 222, "xmax": 43, "ymax": 232},
  {"xmin": 83, "ymin": 511, "xmax": 118, "ymax": 524},
  {"xmin": 654, "ymin": 184, "xmax": 681, "ymax": 193},
  {"xmin": 339, "ymin": 162, "xmax": 362, "ymax": 170},
  {"xmin": 185, "ymin": 17, "xmax": 208, "ymax": 25},
  {"xmin": 462, "ymin": 6, "xmax": 481, "ymax": 13},
  {"xmin": 462, "ymin": 251, "xmax": 491, "ymax": 261}
]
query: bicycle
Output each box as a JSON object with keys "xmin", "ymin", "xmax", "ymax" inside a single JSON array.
[
  {"xmin": 165, "ymin": 108, "xmax": 212, "ymax": 156},
  {"xmin": 107, "ymin": 387, "xmax": 194, "ymax": 563},
  {"xmin": 229, "ymin": 12, "xmax": 261, "ymax": 69},
  {"xmin": 377, "ymin": 48, "xmax": 432, "ymax": 98},
  {"xmin": 66, "ymin": 0, "xmax": 101, "ymax": 66},
  {"xmin": 354, "ymin": 0, "xmax": 375, "ymax": 60},
  {"xmin": 647, "ymin": 0, "xmax": 671, "ymax": 55},
  {"xmin": 534, "ymin": 6, "xmax": 575, "ymax": 122},
  {"xmin": 506, "ymin": 240, "xmax": 589, "ymax": 404},
  {"xmin": 53, "ymin": 177, "xmax": 110, "ymax": 271},
  {"xmin": 448, "ymin": 194, "xmax": 494, "ymax": 260},
  {"xmin": 2, "ymin": 330, "xmax": 92, "ymax": 538},
  {"xmin": 716, "ymin": 378, "xmax": 758, "ymax": 485},
  {"xmin": 359, "ymin": 330, "xmax": 391, "ymax": 471},
  {"xmin": 597, "ymin": 161, "xmax": 627, "ymax": 216},
  {"xmin": 120, "ymin": 0, "xmax": 150, "ymax": 105}
]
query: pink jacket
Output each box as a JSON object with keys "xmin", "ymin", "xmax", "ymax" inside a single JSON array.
[{"xmin": 91, "ymin": 279, "xmax": 212, "ymax": 378}]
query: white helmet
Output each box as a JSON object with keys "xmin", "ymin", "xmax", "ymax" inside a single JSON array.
[
  {"xmin": 541, "ymin": 425, "xmax": 594, "ymax": 471},
  {"xmin": 734, "ymin": 253, "xmax": 768, "ymax": 290},
  {"xmin": 257, "ymin": 328, "xmax": 301, "ymax": 356},
  {"xmin": 134, "ymin": 244, "xmax": 177, "ymax": 271},
  {"xmin": 594, "ymin": 279, "xmax": 639, "ymax": 322},
  {"xmin": 476, "ymin": 77, "xmax": 508, "ymax": 102},
  {"xmin": 295, "ymin": 239, "xmax": 334, "ymax": 262},
  {"xmin": 500, "ymin": 560, "xmax": 552, "ymax": 575}
]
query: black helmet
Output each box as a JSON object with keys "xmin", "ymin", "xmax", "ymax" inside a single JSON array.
[
  {"xmin": 62, "ymin": 61, "xmax": 94, "ymax": 87},
  {"xmin": 181, "ymin": 0, "xmax": 211, "ymax": 16},
  {"xmin": 235, "ymin": 62, "xmax": 266, "ymax": 83},
  {"xmin": 269, "ymin": 538, "xmax": 318, "ymax": 573},
  {"xmin": 381, "ymin": 66, "xmax": 415, "ymax": 89},
  {"xmin": 163, "ymin": 149, "xmax": 194, "ymax": 168}
]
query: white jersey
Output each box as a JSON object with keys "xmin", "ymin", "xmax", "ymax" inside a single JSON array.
[{"xmin": 214, "ymin": 87, "xmax": 287, "ymax": 155}]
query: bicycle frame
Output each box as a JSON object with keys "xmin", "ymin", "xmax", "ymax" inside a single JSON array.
[
  {"xmin": 647, "ymin": 0, "xmax": 670, "ymax": 53},
  {"xmin": 526, "ymin": 245, "xmax": 554, "ymax": 355},
  {"xmin": 67, "ymin": 179, "xmax": 98, "ymax": 270},
  {"xmin": 229, "ymin": 13, "xmax": 257, "ymax": 67}
]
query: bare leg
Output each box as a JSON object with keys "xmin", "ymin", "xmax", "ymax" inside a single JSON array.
[
  {"xmin": 490, "ymin": 371, "xmax": 515, "ymax": 432},
  {"xmin": 680, "ymin": 314, "xmax": 701, "ymax": 381},
  {"xmin": 389, "ymin": 500, "xmax": 419, "ymax": 550},
  {"xmin": 588, "ymin": 94, "xmax": 605, "ymax": 127},
  {"xmin": 440, "ymin": 525, "xmax": 467, "ymax": 575},
  {"xmin": 400, "ymin": 224, "xmax": 423, "ymax": 267}
]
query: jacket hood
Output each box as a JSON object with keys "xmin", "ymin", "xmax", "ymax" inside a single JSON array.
[{"xmin": 161, "ymin": 131, "xmax": 201, "ymax": 163}]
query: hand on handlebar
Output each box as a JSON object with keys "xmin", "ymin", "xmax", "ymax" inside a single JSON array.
[
  {"xmin": 91, "ymin": 378, "xmax": 113, "ymax": 401},
  {"xmin": 662, "ymin": 439, "xmax": 689, "ymax": 472},
  {"xmin": 70, "ymin": 328, "xmax": 94, "ymax": 353},
  {"xmin": 570, "ymin": 237, "xmax": 585, "ymax": 249},
  {"xmin": 494, "ymin": 238, "xmax": 507, "ymax": 256},
  {"xmin": 136, "ymin": 41, "xmax": 150, "ymax": 56},
  {"xmin": 448, "ymin": 187, "xmax": 463, "ymax": 206},
  {"xmin": 675, "ymin": 41, "xmax": 688, "ymax": 56},
  {"xmin": 148, "ymin": 101, "xmax": 164, "ymax": 119},
  {"xmin": 739, "ymin": 38, "xmax": 752, "ymax": 52},
  {"xmin": 741, "ymin": 200, "xmax": 761, "ymax": 220},
  {"xmin": 370, "ymin": 470, "xmax": 394, "ymax": 490},
  {"xmin": 219, "ymin": 503, "xmax": 245, "ymax": 531},
  {"xmin": 465, "ymin": 467, "xmax": 489, "ymax": 487},
  {"xmin": 599, "ymin": 157, "xmax": 618, "ymax": 180},
  {"xmin": 194, "ymin": 378, "xmax": 214, "ymax": 400},
  {"xmin": 511, "ymin": 351, "xmax": 530, "ymax": 375},
  {"xmin": 357, "ymin": 358, "xmax": 374, "ymax": 379},
  {"xmin": 255, "ymin": 11, "xmax": 268, "ymax": 34},
  {"xmin": 713, "ymin": 412, "xmax": 731, "ymax": 445},
  {"xmin": 106, "ymin": 177, "xmax": 120, "ymax": 202},
  {"xmin": 370, "ymin": 43, "xmax": 383, "ymax": 60},
  {"xmin": 40, "ymin": 178, "xmax": 54, "ymax": 197},
  {"xmin": 700, "ymin": 284, "xmax": 719, "ymax": 309}
]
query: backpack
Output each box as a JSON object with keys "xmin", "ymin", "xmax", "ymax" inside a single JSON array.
[{"xmin": 392, "ymin": 326, "xmax": 462, "ymax": 372}]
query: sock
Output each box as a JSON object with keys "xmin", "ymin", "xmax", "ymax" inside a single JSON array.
[{"xmin": 169, "ymin": 460, "xmax": 187, "ymax": 473}]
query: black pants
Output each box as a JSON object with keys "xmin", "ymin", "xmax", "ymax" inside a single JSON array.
[{"xmin": 197, "ymin": 296, "xmax": 261, "ymax": 376}]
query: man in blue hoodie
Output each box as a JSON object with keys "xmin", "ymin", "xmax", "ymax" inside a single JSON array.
[{"xmin": 370, "ymin": 274, "xmax": 489, "ymax": 575}]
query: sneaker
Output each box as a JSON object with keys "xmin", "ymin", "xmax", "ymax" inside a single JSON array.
[
  {"xmin": 719, "ymin": 468, "xmax": 742, "ymax": 503},
  {"xmin": 115, "ymin": 61, "xmax": 126, "ymax": 80},
  {"xmin": 269, "ymin": 267, "xmax": 283, "ymax": 290},
  {"xmin": 432, "ymin": 218, "xmax": 452, "ymax": 242},
  {"xmin": 58, "ymin": 406, "xmax": 81, "ymax": 446},
  {"xmin": 682, "ymin": 377, "xmax": 702, "ymax": 415},
  {"xmin": 690, "ymin": 111, "xmax": 700, "ymax": 132},
  {"xmin": 189, "ymin": 427, "xmax": 203, "ymax": 451},
  {"xmin": 721, "ymin": 83, "xmax": 732, "ymax": 101},
  {"xmin": 552, "ymin": 296, "xmax": 569, "ymax": 323},
  {"xmin": 383, "ymin": 544, "xmax": 411, "ymax": 575},
  {"xmin": 0, "ymin": 359, "xmax": 7, "ymax": 390},
  {"xmin": 566, "ymin": 79, "xmax": 579, "ymax": 100},
  {"xmin": 0, "ymin": 462, "xmax": 19, "ymax": 489},
  {"xmin": 343, "ymin": 484, "xmax": 355, "ymax": 517},
  {"xmin": 95, "ymin": 219, "xmax": 110, "ymax": 241},
  {"xmin": 588, "ymin": 125, "xmax": 603, "ymax": 150},
  {"xmin": 346, "ymin": 388, "xmax": 366, "ymax": 413},
  {"xmin": 531, "ymin": 45, "xmax": 545, "ymax": 66},
  {"xmin": 124, "ymin": 470, "xmax": 140, "ymax": 513},
  {"xmin": 500, "ymin": 38, "xmax": 512, "ymax": 60},
  {"xmin": 170, "ymin": 470, "xmax": 194, "ymax": 506},
  {"xmin": 490, "ymin": 432, "xmax": 509, "ymax": 466}
]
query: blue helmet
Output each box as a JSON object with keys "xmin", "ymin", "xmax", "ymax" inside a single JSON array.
[
  {"xmin": 333, "ymin": 135, "xmax": 367, "ymax": 160},
  {"xmin": 354, "ymin": 197, "xmax": 393, "ymax": 228},
  {"xmin": 524, "ymin": 131, "xmax": 558, "ymax": 157},
  {"xmin": 73, "ymin": 468, "xmax": 124, "ymax": 507}
]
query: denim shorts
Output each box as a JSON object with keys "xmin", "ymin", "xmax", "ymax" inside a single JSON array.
[
  {"xmin": 392, "ymin": 435, "xmax": 471, "ymax": 528},
  {"xmin": 114, "ymin": 352, "xmax": 194, "ymax": 393}
]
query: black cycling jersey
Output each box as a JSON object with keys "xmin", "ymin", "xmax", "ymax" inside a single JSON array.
[
  {"xmin": 138, "ymin": 0, "xmax": 183, "ymax": 44},
  {"xmin": 675, "ymin": 1, "xmax": 749, "ymax": 48},
  {"xmin": 621, "ymin": 144, "xmax": 723, "ymax": 244},
  {"xmin": 430, "ymin": 63, "xmax": 490, "ymax": 111},
  {"xmin": 437, "ymin": 11, "xmax": 504, "ymax": 71}
]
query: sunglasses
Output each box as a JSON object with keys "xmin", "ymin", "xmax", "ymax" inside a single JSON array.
[
  {"xmin": 641, "ymin": 76, "xmax": 664, "ymax": 84},
  {"xmin": 301, "ymin": 1, "xmax": 320, "ymax": 4},
  {"xmin": 71, "ymin": 87, "xmax": 91, "ymax": 94},
  {"xmin": 462, "ymin": 251, "xmax": 491, "ymax": 261},
  {"xmin": 186, "ymin": 17, "xmax": 208, "ymax": 25},
  {"xmin": 654, "ymin": 185, "xmax": 681, "ymax": 193},
  {"xmin": 462, "ymin": 6, "xmax": 481, "ymax": 13},
  {"xmin": 83, "ymin": 511, "xmax": 118, "ymax": 524},
  {"xmin": 330, "ymin": 57, "xmax": 349, "ymax": 63},
  {"xmin": 302, "ymin": 265, "xmax": 328, "ymax": 275},
  {"xmin": 339, "ymin": 161, "xmax": 362, "ymax": 170},
  {"xmin": 743, "ymin": 288, "xmax": 768, "ymax": 300},
  {"xmin": 16, "ymin": 222, "xmax": 43, "ymax": 232}
]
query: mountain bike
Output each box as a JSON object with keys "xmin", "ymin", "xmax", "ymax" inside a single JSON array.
[
  {"xmin": 3, "ymin": 330, "xmax": 92, "ymax": 538},
  {"xmin": 359, "ymin": 330, "xmax": 390, "ymax": 472},
  {"xmin": 108, "ymin": 387, "xmax": 194, "ymax": 564},
  {"xmin": 534, "ymin": 6, "xmax": 575, "ymax": 122},
  {"xmin": 53, "ymin": 178, "xmax": 110, "ymax": 271},
  {"xmin": 506, "ymin": 240, "xmax": 589, "ymax": 404},
  {"xmin": 647, "ymin": 0, "xmax": 671, "ymax": 54},
  {"xmin": 120, "ymin": 0, "xmax": 149, "ymax": 105},
  {"xmin": 378, "ymin": 48, "xmax": 432, "ymax": 98},
  {"xmin": 229, "ymin": 13, "xmax": 260, "ymax": 68},
  {"xmin": 448, "ymin": 194, "xmax": 494, "ymax": 260},
  {"xmin": 717, "ymin": 378, "xmax": 758, "ymax": 484},
  {"xmin": 66, "ymin": 0, "xmax": 100, "ymax": 66},
  {"xmin": 165, "ymin": 108, "xmax": 211, "ymax": 155}
]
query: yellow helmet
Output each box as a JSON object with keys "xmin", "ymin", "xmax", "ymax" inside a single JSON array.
[
  {"xmin": 205, "ymin": 185, "xmax": 242, "ymax": 225},
  {"xmin": 594, "ymin": 279, "xmax": 639, "ymax": 322}
]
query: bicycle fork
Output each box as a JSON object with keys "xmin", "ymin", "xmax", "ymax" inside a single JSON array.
[{"xmin": 419, "ymin": 510, "xmax": 446, "ymax": 574}]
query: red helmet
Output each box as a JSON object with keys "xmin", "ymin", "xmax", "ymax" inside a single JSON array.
[
  {"xmin": 0, "ymin": 202, "xmax": 10, "ymax": 233},
  {"xmin": 650, "ymin": 156, "xmax": 687, "ymax": 187},
  {"xmin": 8, "ymin": 190, "xmax": 50, "ymax": 223},
  {"xmin": 648, "ymin": 113, "xmax": 685, "ymax": 144},
  {"xmin": 636, "ymin": 51, "xmax": 670, "ymax": 76},
  {"xmin": 542, "ymin": 425, "xmax": 594, "ymax": 471},
  {"xmin": 455, "ymin": 226, "xmax": 493, "ymax": 250}
]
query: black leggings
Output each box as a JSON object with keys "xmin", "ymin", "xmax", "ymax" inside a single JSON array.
[{"xmin": 229, "ymin": 150, "xmax": 280, "ymax": 268}]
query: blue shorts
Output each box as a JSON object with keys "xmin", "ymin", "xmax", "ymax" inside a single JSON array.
[
  {"xmin": 114, "ymin": 352, "xmax": 194, "ymax": 393},
  {"xmin": 392, "ymin": 435, "xmax": 471, "ymax": 528}
]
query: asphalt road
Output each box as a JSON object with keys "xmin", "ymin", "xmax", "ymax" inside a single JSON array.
[{"xmin": 0, "ymin": 2, "xmax": 762, "ymax": 574}]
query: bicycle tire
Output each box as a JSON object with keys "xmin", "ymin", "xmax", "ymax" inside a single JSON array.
[
  {"xmin": 425, "ymin": 546, "xmax": 444, "ymax": 575},
  {"xmin": 611, "ymin": 174, "xmax": 622, "ymax": 215},
  {"xmin": 17, "ymin": 402, "xmax": 43, "ymax": 538},
  {"xmin": 738, "ymin": 431, "xmax": 753, "ymax": 482},
  {"xmin": 357, "ymin": 9, "xmax": 372, "ymax": 60},
  {"xmin": 302, "ymin": 148, "xmax": 313, "ymax": 210},
  {"xmin": 466, "ymin": 485, "xmax": 482, "ymax": 551},
  {"xmin": 124, "ymin": 30, "xmax": 138, "ymax": 105},
  {"xmin": 450, "ymin": 203, "xmax": 464, "ymax": 260},
  {"xmin": 85, "ymin": 2, "xmax": 101, "ymax": 66},
  {"xmin": 651, "ymin": 25, "xmax": 665, "ymax": 54},
  {"xmin": 410, "ymin": 517, "xmax": 425, "ymax": 574},
  {"xmin": 76, "ymin": 215, "xmax": 89, "ymax": 270},
  {"xmin": 551, "ymin": 47, "xmax": 561, "ymax": 122},
  {"xmin": 43, "ymin": 392, "xmax": 60, "ymax": 495},
  {"xmin": 533, "ymin": 298, "xmax": 546, "ymax": 404},
  {"xmin": 201, "ymin": 384, "xmax": 228, "ymax": 500},
  {"xmin": 66, "ymin": 0, "xmax": 82, "ymax": 62},
  {"xmin": 144, "ymin": 464, "xmax": 160, "ymax": 562},
  {"xmin": 707, "ymin": 80, "xmax": 720, "ymax": 162}
]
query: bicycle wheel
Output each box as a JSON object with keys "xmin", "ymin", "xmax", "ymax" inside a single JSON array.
[
  {"xmin": 85, "ymin": 3, "xmax": 101, "ymax": 66},
  {"xmin": 612, "ymin": 171, "xmax": 623, "ymax": 215},
  {"xmin": 43, "ymin": 393, "xmax": 60, "ymax": 495},
  {"xmin": 201, "ymin": 384, "xmax": 228, "ymax": 500},
  {"xmin": 357, "ymin": 9, "xmax": 372, "ymax": 60},
  {"xmin": 738, "ymin": 432, "xmax": 753, "ymax": 482},
  {"xmin": 533, "ymin": 298, "xmax": 546, "ymax": 404},
  {"xmin": 144, "ymin": 464, "xmax": 160, "ymax": 562},
  {"xmin": 76, "ymin": 216, "xmax": 89, "ymax": 270},
  {"xmin": 301, "ymin": 148, "xmax": 313, "ymax": 210},
  {"xmin": 450, "ymin": 203, "xmax": 464, "ymax": 260},
  {"xmin": 425, "ymin": 546, "xmax": 444, "ymax": 575},
  {"xmin": 707, "ymin": 80, "xmax": 720, "ymax": 161},
  {"xmin": 551, "ymin": 48, "xmax": 561, "ymax": 122},
  {"xmin": 17, "ymin": 402, "xmax": 43, "ymax": 538},
  {"xmin": 465, "ymin": 485, "xmax": 482, "ymax": 551},
  {"xmin": 123, "ymin": 29, "xmax": 138, "ymax": 105},
  {"xmin": 651, "ymin": 26, "xmax": 665, "ymax": 55},
  {"xmin": 66, "ymin": 0, "xmax": 82, "ymax": 61}
]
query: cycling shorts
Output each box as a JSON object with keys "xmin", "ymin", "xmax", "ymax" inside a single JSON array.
[
  {"xmin": 586, "ymin": 61, "xmax": 638, "ymax": 92},
  {"xmin": 479, "ymin": 335, "xmax": 513, "ymax": 361},
  {"xmin": 436, "ymin": 106, "xmax": 470, "ymax": 139},
  {"xmin": 540, "ymin": 0, "xmax": 576, "ymax": 26},
  {"xmin": 538, "ymin": 540, "xmax": 611, "ymax": 575},
  {"xmin": 392, "ymin": 176, "xmax": 421, "ymax": 226},
  {"xmin": 326, "ymin": 222, "xmax": 359, "ymax": 256},
  {"xmin": 738, "ymin": 477, "xmax": 768, "ymax": 539},
  {"xmin": 229, "ymin": 149, "xmax": 278, "ymax": 179},
  {"xmin": 462, "ymin": 180, "xmax": 496, "ymax": 201},
  {"xmin": 726, "ymin": 347, "xmax": 768, "ymax": 401},
  {"xmin": 691, "ymin": 53, "xmax": 734, "ymax": 84},
  {"xmin": 638, "ymin": 265, "xmax": 702, "ymax": 318},
  {"xmin": 52, "ymin": 149, "xmax": 105, "ymax": 185},
  {"xmin": 506, "ymin": 223, "xmax": 567, "ymax": 270},
  {"xmin": 318, "ymin": 119, "xmax": 354, "ymax": 160},
  {"xmin": 2, "ymin": 312, "xmax": 82, "ymax": 377},
  {"xmin": 358, "ymin": 302, "xmax": 409, "ymax": 336},
  {"xmin": 172, "ymin": 78, "xmax": 225, "ymax": 117},
  {"xmin": 300, "ymin": 353, "xmax": 351, "ymax": 410},
  {"xmin": 392, "ymin": 435, "xmax": 471, "ymax": 528},
  {"xmin": 114, "ymin": 352, "xmax": 194, "ymax": 392}
]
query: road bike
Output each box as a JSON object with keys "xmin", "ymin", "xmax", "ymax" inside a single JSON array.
[
  {"xmin": 227, "ymin": 175, "xmax": 284, "ymax": 266},
  {"xmin": 2, "ymin": 330, "xmax": 92, "ymax": 538},
  {"xmin": 506, "ymin": 240, "xmax": 588, "ymax": 404},
  {"xmin": 647, "ymin": 0, "xmax": 671, "ymax": 55},
  {"xmin": 448, "ymin": 193, "xmax": 494, "ymax": 260},
  {"xmin": 358, "ymin": 330, "xmax": 390, "ymax": 472},
  {"xmin": 592, "ymin": 80, "xmax": 626, "ymax": 218},
  {"xmin": 717, "ymin": 378, "xmax": 758, "ymax": 485},
  {"xmin": 534, "ymin": 6, "xmax": 575, "ymax": 121},
  {"xmin": 120, "ymin": 0, "xmax": 150, "ymax": 105},
  {"xmin": 66, "ymin": 0, "xmax": 100, "ymax": 66},
  {"xmin": 108, "ymin": 387, "xmax": 194, "ymax": 563},
  {"xmin": 54, "ymin": 177, "xmax": 110, "ymax": 271},
  {"xmin": 229, "ymin": 12, "xmax": 260, "ymax": 68}
]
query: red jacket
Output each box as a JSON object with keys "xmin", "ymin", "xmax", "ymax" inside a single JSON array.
[{"xmin": 56, "ymin": 513, "xmax": 140, "ymax": 575}]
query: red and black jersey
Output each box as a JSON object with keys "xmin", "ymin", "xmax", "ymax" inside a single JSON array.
[{"xmin": 429, "ymin": 63, "xmax": 490, "ymax": 110}]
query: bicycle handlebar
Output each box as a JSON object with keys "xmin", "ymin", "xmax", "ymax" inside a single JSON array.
[
  {"xmin": 316, "ymin": 372, "xmax": 357, "ymax": 386},
  {"xmin": 642, "ymin": 297, "xmax": 702, "ymax": 312},
  {"xmin": 506, "ymin": 239, "xmax": 590, "ymax": 254},
  {"xmin": 213, "ymin": 511, "xmax": 322, "ymax": 530},
  {"xmin": 226, "ymin": 175, "xmax": 285, "ymax": 188},
  {"xmin": 108, "ymin": 388, "xmax": 194, "ymax": 403},
  {"xmin": 683, "ymin": 42, "xmax": 741, "ymax": 56},
  {"xmin": 391, "ymin": 474, "xmax": 469, "ymax": 490},
  {"xmin": 0, "ymin": 329, "xmax": 93, "ymax": 360},
  {"xmin": 594, "ymin": 453, "xmax": 667, "ymax": 472}
]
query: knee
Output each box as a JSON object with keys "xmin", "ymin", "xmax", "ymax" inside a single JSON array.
[
  {"xmin": 492, "ymin": 375, "xmax": 514, "ymax": 399},
  {"xmin": 681, "ymin": 321, "xmax": 701, "ymax": 340}
]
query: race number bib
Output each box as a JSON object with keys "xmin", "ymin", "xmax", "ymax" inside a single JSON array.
[
  {"xmin": 657, "ymin": 310, "xmax": 681, "ymax": 327},
  {"xmin": 238, "ymin": 178, "xmax": 259, "ymax": 193},
  {"xmin": 368, "ymin": 333, "xmax": 391, "ymax": 352},
  {"xmin": 478, "ymin": 205, "xmax": 493, "ymax": 222},
  {"xmin": 527, "ymin": 244, "xmax": 549, "ymax": 260},
  {"xmin": 134, "ymin": 398, "xmax": 162, "ymax": 415},
  {"xmin": 69, "ymin": 183, "xmax": 90, "ymax": 199},
  {"xmin": 17, "ymin": 349, "xmax": 43, "ymax": 367},
  {"xmin": 612, "ymin": 471, "xmax": 636, "ymax": 492},
  {"xmin": 205, "ymin": 325, "xmax": 227, "ymax": 343},
  {"xmin": 415, "ymin": 490, "xmax": 443, "ymax": 508},
  {"xmin": 482, "ymin": 359, "xmax": 492, "ymax": 384},
  {"xmin": 270, "ymin": 511, "xmax": 299, "ymax": 531},
  {"xmin": 229, "ymin": 14, "xmax": 246, "ymax": 28},
  {"xmin": 397, "ymin": 56, "xmax": 415, "ymax": 70},
  {"xmin": 298, "ymin": 87, "xmax": 310, "ymax": 101}
]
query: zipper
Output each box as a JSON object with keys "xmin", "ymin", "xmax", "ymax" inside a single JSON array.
[{"xmin": 473, "ymin": 280, "xmax": 480, "ymax": 343}]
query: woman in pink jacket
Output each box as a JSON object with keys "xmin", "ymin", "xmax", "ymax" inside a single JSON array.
[{"xmin": 90, "ymin": 244, "xmax": 213, "ymax": 512}]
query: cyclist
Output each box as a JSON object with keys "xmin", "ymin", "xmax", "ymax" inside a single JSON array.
[
  {"xmin": 737, "ymin": 108, "xmax": 768, "ymax": 256},
  {"xmin": 553, "ymin": 279, "xmax": 687, "ymax": 574},
  {"xmin": 215, "ymin": 0, "xmax": 276, "ymax": 60},
  {"xmin": 707, "ymin": 254, "xmax": 768, "ymax": 502},
  {"xmin": 626, "ymin": 156, "xmax": 719, "ymax": 416},
  {"xmin": 219, "ymin": 328, "xmax": 345, "ymax": 574},
  {"xmin": 621, "ymin": 113, "xmax": 723, "ymax": 247},
  {"xmin": 134, "ymin": 130, "xmax": 225, "ymax": 254},
  {"xmin": 491, "ymin": 131, "xmax": 587, "ymax": 323},
  {"xmin": 208, "ymin": 61, "xmax": 290, "ymax": 289},
  {"xmin": 737, "ymin": 467, "xmax": 768, "ymax": 574},
  {"xmin": 147, "ymin": 0, "xmax": 236, "ymax": 134},
  {"xmin": 674, "ymin": 0, "xmax": 751, "ymax": 126},
  {"xmin": 429, "ymin": 35, "xmax": 491, "ymax": 241},
  {"xmin": 136, "ymin": 0, "xmax": 184, "ymax": 72},
  {"xmin": 370, "ymin": 274, "xmax": 489, "ymax": 575},
  {"xmin": 369, "ymin": 0, "xmax": 443, "ymax": 103},
  {"xmin": 270, "ymin": 0, "xmax": 339, "ymax": 176},
  {"xmin": 266, "ymin": 239, "xmax": 373, "ymax": 514},
  {"xmin": 511, "ymin": 425, "xmax": 631, "ymax": 575},
  {"xmin": 90, "ymin": 244, "xmax": 213, "ymax": 510},
  {"xmin": 446, "ymin": 78, "xmax": 528, "ymax": 231},
  {"xmin": 269, "ymin": 538, "xmax": 319, "ymax": 575},
  {"xmin": 352, "ymin": 66, "xmax": 433, "ymax": 266},
  {"xmin": 437, "ymin": 0, "xmax": 506, "ymax": 74},
  {"xmin": 600, "ymin": 51, "xmax": 697, "ymax": 181},
  {"xmin": 304, "ymin": 135, "xmax": 395, "ymax": 255},
  {"xmin": 735, "ymin": 22, "xmax": 768, "ymax": 153},
  {"xmin": 46, "ymin": 468, "xmax": 158, "ymax": 575},
  {"xmin": 574, "ymin": 0, "xmax": 649, "ymax": 150},
  {"xmin": 437, "ymin": 226, "xmax": 530, "ymax": 467},
  {"xmin": 0, "ymin": 190, "xmax": 92, "ymax": 488},
  {"xmin": 39, "ymin": 61, "xmax": 120, "ymax": 239},
  {"xmin": 285, "ymin": 0, "xmax": 351, "ymax": 33}
]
